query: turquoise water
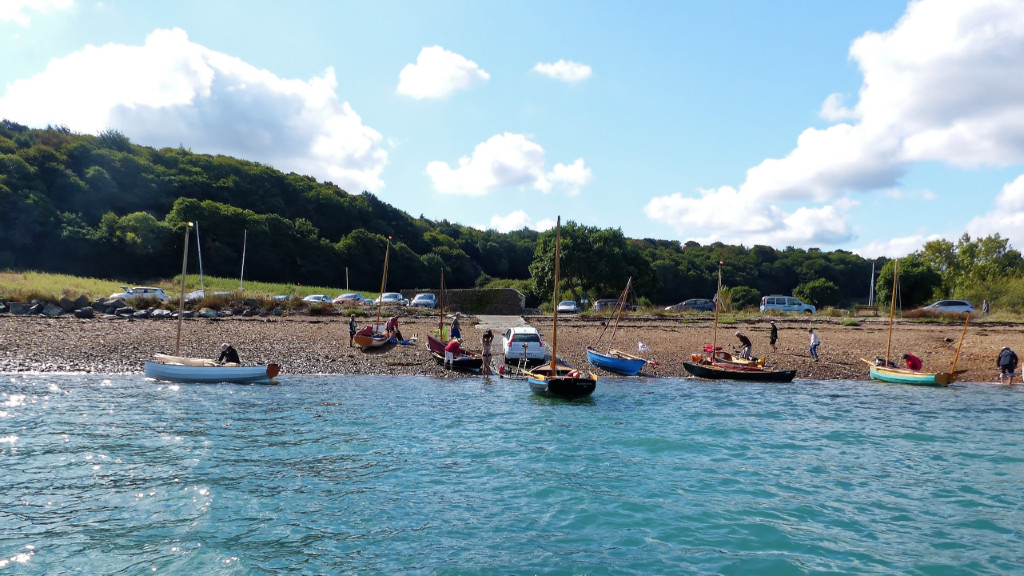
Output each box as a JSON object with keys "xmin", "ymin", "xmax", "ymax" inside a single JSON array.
[{"xmin": 2, "ymin": 374, "xmax": 1023, "ymax": 575}]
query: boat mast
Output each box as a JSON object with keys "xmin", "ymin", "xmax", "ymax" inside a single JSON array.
[
  {"xmin": 239, "ymin": 229, "xmax": 247, "ymax": 290},
  {"xmin": 609, "ymin": 277, "xmax": 632, "ymax": 342},
  {"xmin": 438, "ymin": 267, "xmax": 445, "ymax": 338},
  {"xmin": 375, "ymin": 236, "xmax": 391, "ymax": 332},
  {"xmin": 885, "ymin": 260, "xmax": 899, "ymax": 365},
  {"xmin": 550, "ymin": 216, "xmax": 561, "ymax": 373},
  {"xmin": 712, "ymin": 261, "xmax": 722, "ymax": 363},
  {"xmin": 195, "ymin": 221, "xmax": 204, "ymax": 297},
  {"xmin": 174, "ymin": 222, "xmax": 193, "ymax": 356},
  {"xmin": 948, "ymin": 313, "xmax": 971, "ymax": 377}
]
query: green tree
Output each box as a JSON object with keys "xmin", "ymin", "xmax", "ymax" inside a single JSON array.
[
  {"xmin": 875, "ymin": 254, "xmax": 942, "ymax": 309},
  {"xmin": 794, "ymin": 278, "xmax": 841, "ymax": 308}
]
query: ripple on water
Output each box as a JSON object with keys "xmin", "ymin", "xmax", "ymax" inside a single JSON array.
[{"xmin": 1, "ymin": 374, "xmax": 1023, "ymax": 574}]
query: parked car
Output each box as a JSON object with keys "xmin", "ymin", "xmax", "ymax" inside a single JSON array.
[
  {"xmin": 334, "ymin": 293, "xmax": 369, "ymax": 305},
  {"xmin": 502, "ymin": 327, "xmax": 547, "ymax": 361},
  {"xmin": 918, "ymin": 300, "xmax": 974, "ymax": 315},
  {"xmin": 274, "ymin": 295, "xmax": 293, "ymax": 302},
  {"xmin": 410, "ymin": 293, "xmax": 438, "ymax": 308},
  {"xmin": 108, "ymin": 286, "xmax": 170, "ymax": 302},
  {"xmin": 302, "ymin": 294, "xmax": 333, "ymax": 304},
  {"xmin": 759, "ymin": 295, "xmax": 816, "ymax": 314},
  {"xmin": 556, "ymin": 300, "xmax": 581, "ymax": 313},
  {"xmin": 592, "ymin": 298, "xmax": 636, "ymax": 312},
  {"xmin": 666, "ymin": 298, "xmax": 716, "ymax": 312},
  {"xmin": 374, "ymin": 292, "xmax": 409, "ymax": 306}
]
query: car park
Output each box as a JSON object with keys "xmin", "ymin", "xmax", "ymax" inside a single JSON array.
[
  {"xmin": 374, "ymin": 292, "xmax": 409, "ymax": 306},
  {"xmin": 759, "ymin": 295, "xmax": 816, "ymax": 314},
  {"xmin": 334, "ymin": 293, "xmax": 369, "ymax": 305},
  {"xmin": 302, "ymin": 294, "xmax": 333, "ymax": 304},
  {"xmin": 556, "ymin": 300, "xmax": 581, "ymax": 313},
  {"xmin": 410, "ymin": 293, "xmax": 438, "ymax": 308},
  {"xmin": 918, "ymin": 300, "xmax": 974, "ymax": 315},
  {"xmin": 502, "ymin": 327, "xmax": 547, "ymax": 361},
  {"xmin": 666, "ymin": 298, "xmax": 716, "ymax": 312},
  {"xmin": 108, "ymin": 286, "xmax": 170, "ymax": 302}
]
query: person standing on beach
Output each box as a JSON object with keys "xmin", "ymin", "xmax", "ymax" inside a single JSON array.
[
  {"xmin": 735, "ymin": 331, "xmax": 752, "ymax": 360},
  {"xmin": 768, "ymin": 320, "xmax": 778, "ymax": 353},
  {"xmin": 348, "ymin": 314, "xmax": 357, "ymax": 347},
  {"xmin": 997, "ymin": 346, "xmax": 1018, "ymax": 384},
  {"xmin": 809, "ymin": 329, "xmax": 820, "ymax": 361},
  {"xmin": 983, "ymin": 299, "xmax": 990, "ymax": 314},
  {"xmin": 451, "ymin": 312, "xmax": 462, "ymax": 340}
]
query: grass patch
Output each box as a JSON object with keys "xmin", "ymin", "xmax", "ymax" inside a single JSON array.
[{"xmin": 840, "ymin": 319, "xmax": 861, "ymax": 327}]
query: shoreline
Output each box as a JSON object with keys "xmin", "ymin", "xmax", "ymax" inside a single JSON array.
[{"xmin": 0, "ymin": 313, "xmax": 1016, "ymax": 383}]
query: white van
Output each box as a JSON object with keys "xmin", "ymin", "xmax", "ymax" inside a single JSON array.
[{"xmin": 759, "ymin": 295, "xmax": 816, "ymax": 314}]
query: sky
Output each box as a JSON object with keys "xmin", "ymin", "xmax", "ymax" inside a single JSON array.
[{"xmin": 3, "ymin": 0, "xmax": 1024, "ymax": 259}]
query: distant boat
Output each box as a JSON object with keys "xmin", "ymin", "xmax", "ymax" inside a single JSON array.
[
  {"xmin": 861, "ymin": 259, "xmax": 968, "ymax": 387},
  {"xmin": 684, "ymin": 261, "xmax": 795, "ymax": 383},
  {"xmin": 144, "ymin": 222, "xmax": 281, "ymax": 384},
  {"xmin": 524, "ymin": 216, "xmax": 598, "ymax": 399},
  {"xmin": 353, "ymin": 236, "xmax": 393, "ymax": 350}
]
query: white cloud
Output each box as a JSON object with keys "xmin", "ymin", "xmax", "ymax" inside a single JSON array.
[
  {"xmin": 645, "ymin": 0, "xmax": 1024, "ymax": 248},
  {"xmin": 534, "ymin": 218, "xmax": 556, "ymax": 232},
  {"xmin": 425, "ymin": 132, "xmax": 591, "ymax": 196},
  {"xmin": 855, "ymin": 234, "xmax": 938, "ymax": 259},
  {"xmin": 488, "ymin": 210, "xmax": 532, "ymax": 232},
  {"xmin": 0, "ymin": 28, "xmax": 387, "ymax": 194},
  {"xmin": 0, "ymin": 0, "xmax": 72, "ymax": 26},
  {"xmin": 396, "ymin": 46, "xmax": 489, "ymax": 99},
  {"xmin": 966, "ymin": 173, "xmax": 1024, "ymax": 246},
  {"xmin": 532, "ymin": 59, "xmax": 592, "ymax": 83}
]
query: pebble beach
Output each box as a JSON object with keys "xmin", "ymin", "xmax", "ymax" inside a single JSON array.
[{"xmin": 0, "ymin": 309, "xmax": 1016, "ymax": 384}]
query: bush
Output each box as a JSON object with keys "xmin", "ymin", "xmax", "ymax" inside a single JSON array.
[
  {"xmin": 730, "ymin": 286, "xmax": 760, "ymax": 310},
  {"xmin": 794, "ymin": 278, "xmax": 841, "ymax": 308}
]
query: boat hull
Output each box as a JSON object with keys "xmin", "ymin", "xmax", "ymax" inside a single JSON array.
[
  {"xmin": 682, "ymin": 361, "xmax": 795, "ymax": 383},
  {"xmin": 585, "ymin": 348, "xmax": 646, "ymax": 376},
  {"xmin": 145, "ymin": 360, "xmax": 281, "ymax": 384},
  {"xmin": 525, "ymin": 365, "xmax": 598, "ymax": 399},
  {"xmin": 868, "ymin": 365, "xmax": 951, "ymax": 386},
  {"xmin": 430, "ymin": 350, "xmax": 483, "ymax": 371}
]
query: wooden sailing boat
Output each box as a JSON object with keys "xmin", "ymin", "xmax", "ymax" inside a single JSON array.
[
  {"xmin": 145, "ymin": 222, "xmax": 281, "ymax": 384},
  {"xmin": 860, "ymin": 260, "xmax": 968, "ymax": 386},
  {"xmin": 524, "ymin": 217, "xmax": 598, "ymax": 398},
  {"xmin": 585, "ymin": 277, "xmax": 650, "ymax": 376},
  {"xmin": 682, "ymin": 261, "xmax": 795, "ymax": 382},
  {"xmin": 353, "ymin": 236, "xmax": 393, "ymax": 349}
]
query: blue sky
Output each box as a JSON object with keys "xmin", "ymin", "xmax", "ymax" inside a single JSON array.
[{"xmin": 3, "ymin": 0, "xmax": 1024, "ymax": 258}]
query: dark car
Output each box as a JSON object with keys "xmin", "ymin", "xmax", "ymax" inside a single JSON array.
[{"xmin": 666, "ymin": 298, "xmax": 716, "ymax": 312}]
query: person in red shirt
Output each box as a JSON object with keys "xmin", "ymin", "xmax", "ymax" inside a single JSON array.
[
  {"xmin": 444, "ymin": 337, "xmax": 462, "ymax": 369},
  {"xmin": 902, "ymin": 352, "xmax": 923, "ymax": 371}
]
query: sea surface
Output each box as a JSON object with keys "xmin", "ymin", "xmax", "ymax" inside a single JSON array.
[{"xmin": 2, "ymin": 374, "xmax": 1023, "ymax": 575}]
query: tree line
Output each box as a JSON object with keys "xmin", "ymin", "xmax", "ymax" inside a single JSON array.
[{"xmin": 2, "ymin": 120, "xmax": 1022, "ymax": 310}]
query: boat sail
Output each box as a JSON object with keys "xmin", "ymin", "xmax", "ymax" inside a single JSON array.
[
  {"xmin": 524, "ymin": 216, "xmax": 598, "ymax": 398},
  {"xmin": 585, "ymin": 277, "xmax": 650, "ymax": 376},
  {"xmin": 682, "ymin": 261, "xmax": 795, "ymax": 382},
  {"xmin": 144, "ymin": 222, "xmax": 281, "ymax": 384},
  {"xmin": 861, "ymin": 259, "xmax": 968, "ymax": 386}
]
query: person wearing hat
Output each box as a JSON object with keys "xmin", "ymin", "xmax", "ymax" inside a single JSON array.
[
  {"xmin": 218, "ymin": 342, "xmax": 240, "ymax": 365},
  {"xmin": 348, "ymin": 314, "xmax": 358, "ymax": 347},
  {"xmin": 997, "ymin": 346, "xmax": 1018, "ymax": 384},
  {"xmin": 768, "ymin": 320, "xmax": 778, "ymax": 353},
  {"xmin": 735, "ymin": 331, "xmax": 752, "ymax": 360}
]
